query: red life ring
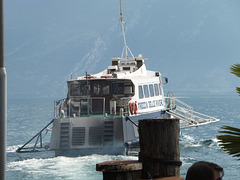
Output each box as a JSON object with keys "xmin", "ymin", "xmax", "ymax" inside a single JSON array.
[
  {"xmin": 134, "ymin": 102, "xmax": 138, "ymax": 114},
  {"xmin": 129, "ymin": 102, "xmax": 135, "ymax": 115}
]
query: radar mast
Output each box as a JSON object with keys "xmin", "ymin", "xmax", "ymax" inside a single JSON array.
[{"xmin": 120, "ymin": 0, "xmax": 134, "ymax": 58}]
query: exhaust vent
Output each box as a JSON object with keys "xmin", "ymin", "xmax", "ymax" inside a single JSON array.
[
  {"xmin": 72, "ymin": 127, "xmax": 85, "ymax": 146},
  {"xmin": 104, "ymin": 121, "xmax": 114, "ymax": 146},
  {"xmin": 60, "ymin": 122, "xmax": 70, "ymax": 149},
  {"xmin": 89, "ymin": 127, "xmax": 102, "ymax": 146}
]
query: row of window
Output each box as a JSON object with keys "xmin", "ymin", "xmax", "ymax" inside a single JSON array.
[
  {"xmin": 70, "ymin": 81, "xmax": 133, "ymax": 96},
  {"xmin": 138, "ymin": 83, "xmax": 162, "ymax": 99},
  {"xmin": 70, "ymin": 83, "xmax": 110, "ymax": 96}
]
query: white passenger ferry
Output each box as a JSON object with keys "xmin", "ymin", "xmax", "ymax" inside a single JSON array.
[{"xmin": 17, "ymin": 1, "xmax": 219, "ymax": 156}]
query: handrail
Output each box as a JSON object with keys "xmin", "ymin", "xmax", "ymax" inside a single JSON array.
[
  {"xmin": 79, "ymin": 97, "xmax": 106, "ymax": 117},
  {"xmin": 54, "ymin": 97, "xmax": 106, "ymax": 118},
  {"xmin": 165, "ymin": 95, "xmax": 219, "ymax": 128},
  {"xmin": 174, "ymin": 98, "xmax": 193, "ymax": 110},
  {"xmin": 54, "ymin": 98, "xmax": 65, "ymax": 118},
  {"xmin": 16, "ymin": 119, "xmax": 54, "ymax": 153}
]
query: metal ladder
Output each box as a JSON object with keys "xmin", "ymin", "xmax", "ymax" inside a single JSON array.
[{"xmin": 166, "ymin": 98, "xmax": 219, "ymax": 128}]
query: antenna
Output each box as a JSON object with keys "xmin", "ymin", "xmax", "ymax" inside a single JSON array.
[{"xmin": 119, "ymin": 0, "xmax": 134, "ymax": 58}]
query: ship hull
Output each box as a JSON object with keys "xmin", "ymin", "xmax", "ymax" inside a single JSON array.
[{"xmin": 50, "ymin": 110, "xmax": 170, "ymax": 156}]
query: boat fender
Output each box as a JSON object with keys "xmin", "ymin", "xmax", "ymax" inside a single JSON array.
[{"xmin": 61, "ymin": 109, "xmax": 65, "ymax": 118}]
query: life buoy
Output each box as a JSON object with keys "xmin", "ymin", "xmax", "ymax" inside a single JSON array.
[
  {"xmin": 134, "ymin": 102, "xmax": 138, "ymax": 114},
  {"xmin": 129, "ymin": 102, "xmax": 135, "ymax": 115}
]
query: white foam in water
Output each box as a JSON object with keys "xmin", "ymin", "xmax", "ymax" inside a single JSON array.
[
  {"xmin": 7, "ymin": 145, "xmax": 21, "ymax": 153},
  {"xmin": 180, "ymin": 133, "xmax": 218, "ymax": 148},
  {"xmin": 7, "ymin": 154, "xmax": 138, "ymax": 179},
  {"xmin": 180, "ymin": 157, "xmax": 196, "ymax": 165},
  {"xmin": 180, "ymin": 134, "xmax": 195, "ymax": 142}
]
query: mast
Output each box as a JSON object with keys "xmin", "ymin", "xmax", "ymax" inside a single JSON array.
[{"xmin": 120, "ymin": 0, "xmax": 134, "ymax": 58}]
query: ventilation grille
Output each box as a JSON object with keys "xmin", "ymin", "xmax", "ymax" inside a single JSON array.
[
  {"xmin": 104, "ymin": 121, "xmax": 114, "ymax": 146},
  {"xmin": 89, "ymin": 127, "xmax": 102, "ymax": 146},
  {"xmin": 72, "ymin": 127, "xmax": 85, "ymax": 146},
  {"xmin": 60, "ymin": 122, "xmax": 70, "ymax": 149}
]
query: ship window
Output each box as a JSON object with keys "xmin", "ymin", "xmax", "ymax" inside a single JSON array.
[
  {"xmin": 70, "ymin": 84, "xmax": 81, "ymax": 96},
  {"xmin": 159, "ymin": 83, "xmax": 162, "ymax": 95},
  {"xmin": 103, "ymin": 84, "xmax": 109, "ymax": 95},
  {"xmin": 143, "ymin": 85, "xmax": 149, "ymax": 98},
  {"xmin": 149, "ymin": 84, "xmax": 154, "ymax": 97},
  {"xmin": 112, "ymin": 83, "xmax": 124, "ymax": 94},
  {"xmin": 154, "ymin": 83, "xmax": 160, "ymax": 96},
  {"xmin": 80, "ymin": 84, "xmax": 89, "ymax": 96},
  {"xmin": 138, "ymin": 85, "xmax": 144, "ymax": 99},
  {"xmin": 123, "ymin": 67, "xmax": 130, "ymax": 71},
  {"xmin": 94, "ymin": 84, "xmax": 101, "ymax": 95}
]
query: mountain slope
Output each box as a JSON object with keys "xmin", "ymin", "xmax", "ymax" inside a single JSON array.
[{"xmin": 5, "ymin": 0, "xmax": 240, "ymax": 98}]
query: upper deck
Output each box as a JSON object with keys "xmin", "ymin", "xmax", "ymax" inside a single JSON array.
[{"xmin": 77, "ymin": 54, "xmax": 157, "ymax": 81}]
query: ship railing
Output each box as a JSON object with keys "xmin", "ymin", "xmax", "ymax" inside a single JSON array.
[
  {"xmin": 119, "ymin": 97, "xmax": 131, "ymax": 116},
  {"xmin": 78, "ymin": 97, "xmax": 105, "ymax": 117},
  {"xmin": 54, "ymin": 96, "xmax": 133, "ymax": 118},
  {"xmin": 54, "ymin": 98, "xmax": 65, "ymax": 118},
  {"xmin": 54, "ymin": 97, "xmax": 106, "ymax": 118},
  {"xmin": 16, "ymin": 119, "xmax": 54, "ymax": 153},
  {"xmin": 165, "ymin": 97, "xmax": 219, "ymax": 128}
]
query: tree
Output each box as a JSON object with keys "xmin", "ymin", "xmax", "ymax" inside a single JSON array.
[
  {"xmin": 217, "ymin": 64, "xmax": 240, "ymax": 160},
  {"xmin": 230, "ymin": 64, "xmax": 240, "ymax": 95}
]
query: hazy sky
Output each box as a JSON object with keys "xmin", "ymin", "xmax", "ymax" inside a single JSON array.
[{"xmin": 4, "ymin": 0, "xmax": 240, "ymax": 98}]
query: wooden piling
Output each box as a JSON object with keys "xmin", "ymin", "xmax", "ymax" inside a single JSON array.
[
  {"xmin": 139, "ymin": 118, "xmax": 181, "ymax": 179},
  {"xmin": 96, "ymin": 160, "xmax": 142, "ymax": 180},
  {"xmin": 96, "ymin": 118, "xmax": 182, "ymax": 180}
]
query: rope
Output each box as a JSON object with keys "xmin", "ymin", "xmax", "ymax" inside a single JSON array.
[{"xmin": 139, "ymin": 152, "xmax": 182, "ymax": 166}]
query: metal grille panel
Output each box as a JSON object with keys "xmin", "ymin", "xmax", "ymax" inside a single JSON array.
[
  {"xmin": 72, "ymin": 127, "xmax": 85, "ymax": 146},
  {"xmin": 60, "ymin": 122, "xmax": 70, "ymax": 148},
  {"xmin": 104, "ymin": 121, "xmax": 114, "ymax": 146},
  {"xmin": 89, "ymin": 127, "xmax": 102, "ymax": 146}
]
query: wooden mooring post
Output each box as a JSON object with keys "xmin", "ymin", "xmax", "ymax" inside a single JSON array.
[
  {"xmin": 139, "ymin": 118, "xmax": 181, "ymax": 179},
  {"xmin": 96, "ymin": 160, "xmax": 142, "ymax": 180},
  {"xmin": 96, "ymin": 118, "xmax": 182, "ymax": 180}
]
